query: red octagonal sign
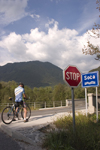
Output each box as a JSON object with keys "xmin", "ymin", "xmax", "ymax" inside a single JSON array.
[{"xmin": 63, "ymin": 65, "xmax": 81, "ymax": 87}]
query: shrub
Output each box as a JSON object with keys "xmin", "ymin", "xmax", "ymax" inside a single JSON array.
[{"xmin": 43, "ymin": 113, "xmax": 100, "ymax": 150}]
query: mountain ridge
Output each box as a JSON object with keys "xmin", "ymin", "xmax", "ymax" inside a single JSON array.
[
  {"xmin": 0, "ymin": 61, "xmax": 64, "ymax": 88},
  {"xmin": 0, "ymin": 61, "xmax": 99, "ymax": 88}
]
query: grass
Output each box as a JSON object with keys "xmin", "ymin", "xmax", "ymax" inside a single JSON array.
[{"xmin": 43, "ymin": 113, "xmax": 100, "ymax": 150}]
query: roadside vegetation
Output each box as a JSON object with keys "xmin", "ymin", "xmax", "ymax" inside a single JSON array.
[
  {"xmin": 43, "ymin": 113, "xmax": 100, "ymax": 150},
  {"xmin": 0, "ymin": 81, "xmax": 100, "ymax": 104},
  {"xmin": 0, "ymin": 81, "xmax": 100, "ymax": 111}
]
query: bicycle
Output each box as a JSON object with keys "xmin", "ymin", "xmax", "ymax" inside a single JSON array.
[{"xmin": 1, "ymin": 97, "xmax": 31, "ymax": 124}]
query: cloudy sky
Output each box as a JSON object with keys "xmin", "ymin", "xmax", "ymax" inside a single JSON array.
[{"xmin": 0, "ymin": 0, "xmax": 100, "ymax": 73}]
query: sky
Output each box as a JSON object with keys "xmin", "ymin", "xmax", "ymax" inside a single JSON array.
[{"xmin": 0, "ymin": 0, "xmax": 100, "ymax": 73}]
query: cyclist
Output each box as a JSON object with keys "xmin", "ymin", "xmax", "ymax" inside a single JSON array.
[{"xmin": 14, "ymin": 82, "xmax": 28, "ymax": 122}]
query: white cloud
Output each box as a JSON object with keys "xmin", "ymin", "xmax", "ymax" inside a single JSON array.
[
  {"xmin": 0, "ymin": 0, "xmax": 28, "ymax": 25},
  {"xmin": 30, "ymin": 14, "xmax": 40, "ymax": 19},
  {"xmin": 45, "ymin": 19, "xmax": 55, "ymax": 28},
  {"xmin": 0, "ymin": 20, "xmax": 99, "ymax": 72},
  {"xmin": 0, "ymin": 32, "xmax": 27, "ymax": 53}
]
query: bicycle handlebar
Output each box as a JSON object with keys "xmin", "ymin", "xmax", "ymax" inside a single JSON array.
[
  {"xmin": 9, "ymin": 97, "xmax": 13, "ymax": 101},
  {"xmin": 24, "ymin": 97, "xmax": 28, "ymax": 100}
]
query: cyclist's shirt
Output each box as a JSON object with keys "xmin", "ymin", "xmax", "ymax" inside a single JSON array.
[{"xmin": 14, "ymin": 86, "xmax": 25, "ymax": 102}]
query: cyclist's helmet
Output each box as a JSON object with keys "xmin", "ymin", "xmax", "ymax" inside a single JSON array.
[{"xmin": 19, "ymin": 82, "xmax": 24, "ymax": 88}]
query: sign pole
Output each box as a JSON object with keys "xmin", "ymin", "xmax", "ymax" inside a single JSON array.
[
  {"xmin": 71, "ymin": 87, "xmax": 75, "ymax": 132},
  {"xmin": 85, "ymin": 88, "xmax": 87, "ymax": 116},
  {"xmin": 96, "ymin": 87, "xmax": 98, "ymax": 122},
  {"xmin": 63, "ymin": 65, "xmax": 81, "ymax": 133}
]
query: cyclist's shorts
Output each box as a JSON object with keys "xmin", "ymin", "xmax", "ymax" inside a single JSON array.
[{"xmin": 15, "ymin": 101, "xmax": 26, "ymax": 109}]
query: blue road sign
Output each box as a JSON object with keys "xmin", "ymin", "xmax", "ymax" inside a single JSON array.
[{"xmin": 82, "ymin": 71, "xmax": 99, "ymax": 88}]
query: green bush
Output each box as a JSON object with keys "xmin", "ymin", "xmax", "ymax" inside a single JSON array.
[{"xmin": 43, "ymin": 113, "xmax": 100, "ymax": 150}]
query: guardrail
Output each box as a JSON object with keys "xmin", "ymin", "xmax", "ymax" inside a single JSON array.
[
  {"xmin": 0, "ymin": 100, "xmax": 66, "ymax": 111},
  {"xmin": 0, "ymin": 99, "xmax": 85, "ymax": 111}
]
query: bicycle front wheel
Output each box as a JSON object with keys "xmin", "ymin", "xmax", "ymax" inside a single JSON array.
[
  {"xmin": 21, "ymin": 105, "xmax": 31, "ymax": 120},
  {"xmin": 1, "ymin": 106, "xmax": 14, "ymax": 124}
]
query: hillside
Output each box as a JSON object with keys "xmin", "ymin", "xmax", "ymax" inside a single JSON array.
[
  {"xmin": 0, "ymin": 61, "xmax": 64, "ymax": 88},
  {"xmin": 89, "ymin": 66, "xmax": 100, "ymax": 79}
]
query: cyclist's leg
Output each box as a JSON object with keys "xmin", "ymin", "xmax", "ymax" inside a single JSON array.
[
  {"xmin": 20, "ymin": 101, "xmax": 27, "ymax": 121},
  {"xmin": 13, "ymin": 102, "xmax": 19, "ymax": 120},
  {"xmin": 21, "ymin": 104, "xmax": 31, "ymax": 120},
  {"xmin": 15, "ymin": 103, "xmax": 19, "ymax": 112},
  {"xmin": 23, "ymin": 107, "xmax": 27, "ymax": 119}
]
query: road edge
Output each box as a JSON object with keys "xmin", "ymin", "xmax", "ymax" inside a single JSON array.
[{"xmin": 0, "ymin": 123, "xmax": 34, "ymax": 145}]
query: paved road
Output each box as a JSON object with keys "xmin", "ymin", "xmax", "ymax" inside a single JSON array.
[
  {"xmin": 31, "ymin": 105, "xmax": 85, "ymax": 116},
  {"xmin": 0, "ymin": 105, "xmax": 85, "ymax": 123},
  {"xmin": 0, "ymin": 128, "xmax": 22, "ymax": 150}
]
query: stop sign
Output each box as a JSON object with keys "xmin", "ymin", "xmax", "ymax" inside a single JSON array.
[{"xmin": 63, "ymin": 65, "xmax": 81, "ymax": 87}]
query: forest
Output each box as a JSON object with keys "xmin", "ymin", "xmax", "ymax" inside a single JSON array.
[{"xmin": 0, "ymin": 80, "xmax": 100, "ymax": 104}]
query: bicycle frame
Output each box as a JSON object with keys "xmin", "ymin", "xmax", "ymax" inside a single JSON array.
[{"xmin": 7, "ymin": 104, "xmax": 15, "ymax": 116}]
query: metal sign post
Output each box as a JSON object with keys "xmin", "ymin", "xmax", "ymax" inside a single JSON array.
[
  {"xmin": 85, "ymin": 88, "xmax": 87, "ymax": 116},
  {"xmin": 71, "ymin": 87, "xmax": 75, "ymax": 132},
  {"xmin": 96, "ymin": 87, "xmax": 98, "ymax": 121}
]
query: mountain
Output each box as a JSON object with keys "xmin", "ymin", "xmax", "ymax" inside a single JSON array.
[
  {"xmin": 89, "ymin": 66, "xmax": 100, "ymax": 79},
  {"xmin": 0, "ymin": 61, "xmax": 64, "ymax": 88}
]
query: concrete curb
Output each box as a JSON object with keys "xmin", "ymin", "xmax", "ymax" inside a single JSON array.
[
  {"xmin": 39, "ymin": 106, "xmax": 68, "ymax": 110},
  {"xmin": 0, "ymin": 123, "xmax": 34, "ymax": 145}
]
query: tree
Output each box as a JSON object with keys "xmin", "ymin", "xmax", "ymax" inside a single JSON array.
[
  {"xmin": 53, "ymin": 83, "xmax": 66, "ymax": 101},
  {"xmin": 82, "ymin": 0, "xmax": 100, "ymax": 60}
]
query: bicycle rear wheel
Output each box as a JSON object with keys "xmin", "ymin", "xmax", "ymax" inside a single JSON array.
[
  {"xmin": 21, "ymin": 105, "xmax": 31, "ymax": 120},
  {"xmin": 1, "ymin": 106, "xmax": 14, "ymax": 124}
]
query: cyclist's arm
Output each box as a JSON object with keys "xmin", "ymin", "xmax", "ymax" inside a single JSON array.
[
  {"xmin": 23, "ymin": 93, "xmax": 27, "ymax": 99},
  {"xmin": 22, "ymin": 88, "xmax": 27, "ymax": 99}
]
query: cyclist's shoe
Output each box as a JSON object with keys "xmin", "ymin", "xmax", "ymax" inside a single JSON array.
[
  {"xmin": 24, "ymin": 119, "xmax": 28, "ymax": 123},
  {"xmin": 12, "ymin": 118, "xmax": 16, "ymax": 121}
]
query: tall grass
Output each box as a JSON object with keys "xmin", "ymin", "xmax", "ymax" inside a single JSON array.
[{"xmin": 43, "ymin": 113, "xmax": 100, "ymax": 150}]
